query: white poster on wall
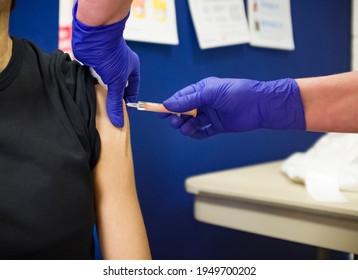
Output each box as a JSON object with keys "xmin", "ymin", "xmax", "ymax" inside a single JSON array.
[
  {"xmin": 59, "ymin": 0, "xmax": 75, "ymax": 55},
  {"xmin": 124, "ymin": 0, "xmax": 179, "ymax": 45},
  {"xmin": 248, "ymin": 0, "xmax": 295, "ymax": 50},
  {"xmin": 188, "ymin": 0, "xmax": 250, "ymax": 49}
]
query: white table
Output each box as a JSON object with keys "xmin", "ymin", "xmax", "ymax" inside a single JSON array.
[{"xmin": 186, "ymin": 161, "xmax": 358, "ymax": 257}]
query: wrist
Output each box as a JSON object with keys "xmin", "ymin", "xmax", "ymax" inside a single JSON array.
[
  {"xmin": 73, "ymin": 1, "xmax": 129, "ymax": 33},
  {"xmin": 72, "ymin": 1, "xmax": 128, "ymax": 70}
]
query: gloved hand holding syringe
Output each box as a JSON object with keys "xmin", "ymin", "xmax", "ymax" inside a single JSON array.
[{"xmin": 127, "ymin": 101, "xmax": 197, "ymax": 118}]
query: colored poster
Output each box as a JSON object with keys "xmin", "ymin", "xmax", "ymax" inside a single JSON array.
[
  {"xmin": 248, "ymin": 0, "xmax": 295, "ymax": 50},
  {"xmin": 124, "ymin": 0, "xmax": 179, "ymax": 45},
  {"xmin": 58, "ymin": 0, "xmax": 75, "ymax": 54}
]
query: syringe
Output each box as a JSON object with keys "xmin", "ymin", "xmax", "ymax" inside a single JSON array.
[{"xmin": 127, "ymin": 101, "xmax": 197, "ymax": 118}]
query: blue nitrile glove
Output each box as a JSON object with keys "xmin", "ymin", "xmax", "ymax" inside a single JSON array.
[
  {"xmin": 161, "ymin": 77, "xmax": 306, "ymax": 139},
  {"xmin": 72, "ymin": 2, "xmax": 140, "ymax": 127}
]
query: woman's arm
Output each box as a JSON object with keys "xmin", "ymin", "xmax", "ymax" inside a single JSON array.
[
  {"xmin": 297, "ymin": 71, "xmax": 358, "ymax": 133},
  {"xmin": 76, "ymin": 0, "xmax": 132, "ymax": 25},
  {"xmin": 93, "ymin": 84, "xmax": 151, "ymax": 260}
]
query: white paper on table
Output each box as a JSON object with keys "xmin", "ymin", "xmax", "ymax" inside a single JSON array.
[
  {"xmin": 248, "ymin": 0, "xmax": 295, "ymax": 50},
  {"xmin": 188, "ymin": 0, "xmax": 250, "ymax": 50},
  {"xmin": 306, "ymin": 170, "xmax": 348, "ymax": 203},
  {"xmin": 124, "ymin": 0, "xmax": 179, "ymax": 45},
  {"xmin": 280, "ymin": 133, "xmax": 358, "ymax": 202}
]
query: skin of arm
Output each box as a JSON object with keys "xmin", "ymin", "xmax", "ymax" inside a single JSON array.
[
  {"xmin": 297, "ymin": 71, "xmax": 358, "ymax": 133},
  {"xmin": 0, "ymin": 0, "xmax": 12, "ymax": 73},
  {"xmin": 76, "ymin": 0, "xmax": 133, "ymax": 25},
  {"xmin": 93, "ymin": 84, "xmax": 151, "ymax": 260}
]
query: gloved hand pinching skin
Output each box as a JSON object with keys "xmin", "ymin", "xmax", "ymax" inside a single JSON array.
[
  {"xmin": 72, "ymin": 2, "xmax": 140, "ymax": 127},
  {"xmin": 160, "ymin": 77, "xmax": 306, "ymax": 139}
]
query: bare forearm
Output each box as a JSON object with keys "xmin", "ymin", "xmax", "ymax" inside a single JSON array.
[
  {"xmin": 297, "ymin": 71, "xmax": 358, "ymax": 133},
  {"xmin": 77, "ymin": 0, "xmax": 132, "ymax": 25}
]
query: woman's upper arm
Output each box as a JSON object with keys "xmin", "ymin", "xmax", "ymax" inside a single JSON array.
[{"xmin": 93, "ymin": 84, "xmax": 151, "ymax": 259}]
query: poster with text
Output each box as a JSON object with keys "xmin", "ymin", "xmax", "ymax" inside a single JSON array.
[
  {"xmin": 124, "ymin": 0, "xmax": 179, "ymax": 45},
  {"xmin": 59, "ymin": 0, "xmax": 75, "ymax": 55},
  {"xmin": 248, "ymin": 0, "xmax": 295, "ymax": 50},
  {"xmin": 188, "ymin": 0, "xmax": 250, "ymax": 49}
]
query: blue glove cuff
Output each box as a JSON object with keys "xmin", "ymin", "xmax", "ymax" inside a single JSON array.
[
  {"xmin": 72, "ymin": 1, "xmax": 130, "ymax": 85},
  {"xmin": 260, "ymin": 78, "xmax": 306, "ymax": 130}
]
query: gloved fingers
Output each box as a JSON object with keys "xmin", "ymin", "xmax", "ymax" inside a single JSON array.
[
  {"xmin": 158, "ymin": 84, "xmax": 197, "ymax": 118},
  {"xmin": 124, "ymin": 74, "xmax": 140, "ymax": 100},
  {"xmin": 124, "ymin": 87, "xmax": 138, "ymax": 116},
  {"xmin": 171, "ymin": 83, "xmax": 198, "ymax": 99},
  {"xmin": 124, "ymin": 51, "xmax": 141, "ymax": 101},
  {"xmin": 168, "ymin": 112, "xmax": 208, "ymax": 130},
  {"xmin": 107, "ymin": 87, "xmax": 124, "ymax": 127},
  {"xmin": 190, "ymin": 125, "xmax": 218, "ymax": 140},
  {"xmin": 163, "ymin": 83, "xmax": 204, "ymax": 112},
  {"xmin": 124, "ymin": 97, "xmax": 135, "ymax": 116},
  {"xmin": 164, "ymin": 91, "xmax": 204, "ymax": 113},
  {"xmin": 157, "ymin": 112, "xmax": 171, "ymax": 119},
  {"xmin": 194, "ymin": 112, "xmax": 211, "ymax": 127},
  {"xmin": 123, "ymin": 50, "xmax": 140, "ymax": 119},
  {"xmin": 169, "ymin": 115, "xmax": 191, "ymax": 129},
  {"xmin": 124, "ymin": 94, "xmax": 137, "ymax": 104},
  {"xmin": 179, "ymin": 114, "xmax": 210, "ymax": 136},
  {"xmin": 179, "ymin": 118, "xmax": 198, "ymax": 136}
]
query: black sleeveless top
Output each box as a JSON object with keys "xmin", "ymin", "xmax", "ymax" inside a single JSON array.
[{"xmin": 0, "ymin": 37, "xmax": 100, "ymax": 259}]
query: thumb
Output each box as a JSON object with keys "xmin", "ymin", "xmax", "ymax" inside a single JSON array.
[
  {"xmin": 163, "ymin": 84, "xmax": 204, "ymax": 112},
  {"xmin": 124, "ymin": 71, "xmax": 140, "ymax": 103},
  {"xmin": 106, "ymin": 86, "xmax": 124, "ymax": 127},
  {"xmin": 124, "ymin": 51, "xmax": 141, "ymax": 102}
]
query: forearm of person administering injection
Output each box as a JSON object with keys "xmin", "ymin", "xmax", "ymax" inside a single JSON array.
[
  {"xmin": 297, "ymin": 71, "xmax": 358, "ymax": 133},
  {"xmin": 159, "ymin": 71, "xmax": 358, "ymax": 138}
]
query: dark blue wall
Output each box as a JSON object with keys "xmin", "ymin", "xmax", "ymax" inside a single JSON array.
[{"xmin": 10, "ymin": 0, "xmax": 351, "ymax": 259}]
